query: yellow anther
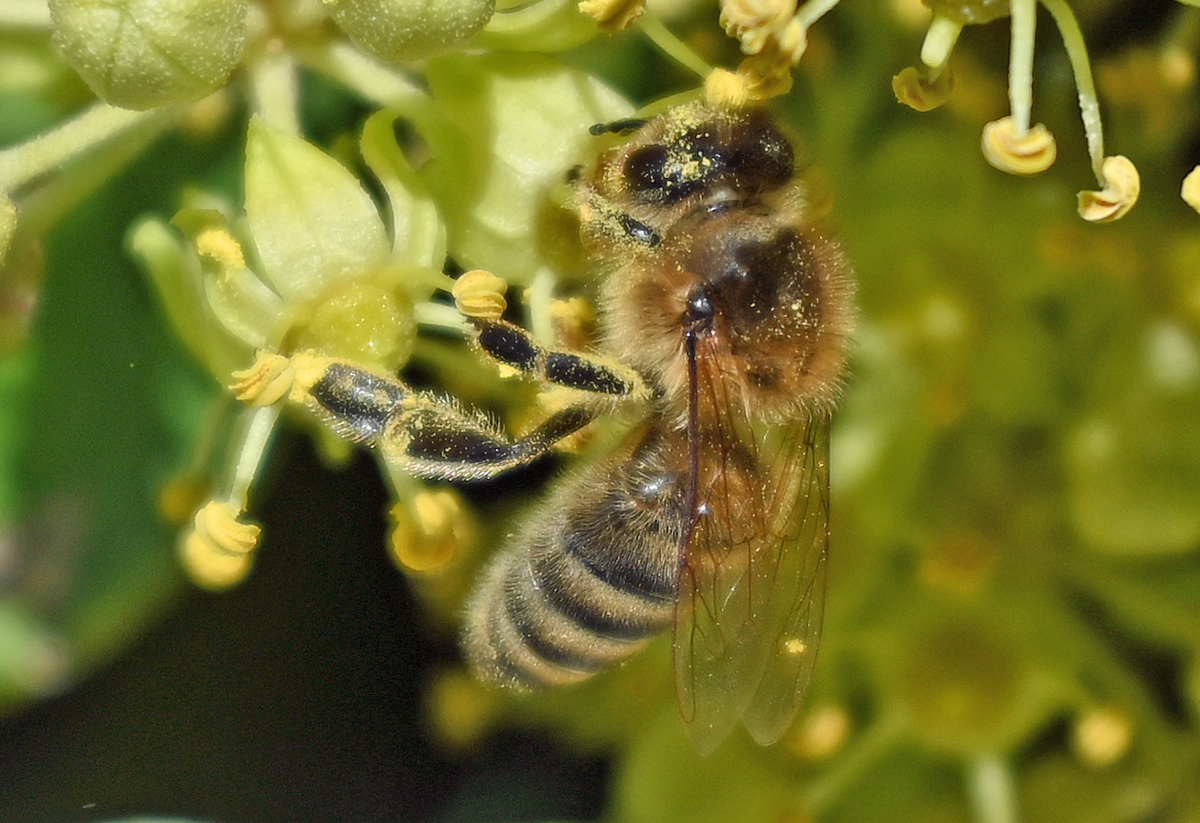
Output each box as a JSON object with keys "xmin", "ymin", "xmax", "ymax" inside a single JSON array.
[
  {"xmin": 774, "ymin": 18, "xmax": 807, "ymax": 65},
  {"xmin": 194, "ymin": 227, "xmax": 246, "ymax": 273},
  {"xmin": 981, "ymin": 116, "xmax": 1057, "ymax": 175},
  {"xmin": 893, "ymin": 65, "xmax": 956, "ymax": 112},
  {"xmin": 180, "ymin": 499, "xmax": 260, "ymax": 591},
  {"xmin": 705, "ymin": 68, "xmax": 753, "ymax": 109},
  {"xmin": 389, "ymin": 489, "xmax": 474, "ymax": 573},
  {"xmin": 740, "ymin": 52, "xmax": 795, "ymax": 99},
  {"xmin": 719, "ymin": 0, "xmax": 795, "ymax": 55},
  {"xmin": 230, "ymin": 352, "xmax": 296, "ymax": 407},
  {"xmin": 578, "ymin": 0, "xmax": 645, "ymax": 32},
  {"xmin": 1073, "ymin": 705, "xmax": 1133, "ymax": 767},
  {"xmin": 1078, "ymin": 155, "xmax": 1140, "ymax": 223},
  {"xmin": 195, "ymin": 499, "xmax": 260, "ymax": 554},
  {"xmin": 452, "ymin": 269, "xmax": 508, "ymax": 321},
  {"xmin": 549, "ymin": 297, "xmax": 595, "ymax": 349},
  {"xmin": 1181, "ymin": 165, "xmax": 1200, "ymax": 215}
]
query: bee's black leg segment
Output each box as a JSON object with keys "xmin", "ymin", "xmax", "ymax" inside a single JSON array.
[
  {"xmin": 467, "ymin": 317, "xmax": 648, "ymax": 400},
  {"xmin": 303, "ymin": 360, "xmax": 410, "ymax": 443},
  {"xmin": 588, "ymin": 117, "xmax": 649, "ymax": 136},
  {"xmin": 477, "ymin": 321, "xmax": 540, "ymax": 372},
  {"xmin": 618, "ymin": 214, "xmax": 661, "ymax": 247},
  {"xmin": 386, "ymin": 403, "xmax": 599, "ymax": 481}
]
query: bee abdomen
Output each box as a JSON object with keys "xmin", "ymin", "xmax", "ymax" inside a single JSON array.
[{"xmin": 463, "ymin": 519, "xmax": 677, "ymax": 691}]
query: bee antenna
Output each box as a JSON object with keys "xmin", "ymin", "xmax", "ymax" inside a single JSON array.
[{"xmin": 589, "ymin": 118, "xmax": 649, "ymax": 136}]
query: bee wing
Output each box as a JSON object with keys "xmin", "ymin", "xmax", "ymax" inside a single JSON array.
[{"xmin": 674, "ymin": 359, "xmax": 830, "ymax": 754}]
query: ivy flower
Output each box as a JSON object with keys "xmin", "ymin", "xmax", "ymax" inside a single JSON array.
[{"xmin": 133, "ymin": 113, "xmax": 451, "ymax": 588}]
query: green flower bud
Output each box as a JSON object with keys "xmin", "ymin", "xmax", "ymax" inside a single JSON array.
[
  {"xmin": 49, "ymin": 0, "xmax": 247, "ymax": 110},
  {"xmin": 324, "ymin": 0, "xmax": 496, "ymax": 63}
]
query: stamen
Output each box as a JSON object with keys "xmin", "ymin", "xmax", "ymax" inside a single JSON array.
[
  {"xmin": 1039, "ymin": 0, "xmax": 1105, "ymax": 183},
  {"xmin": 1077, "ymin": 155, "xmax": 1139, "ymax": 223},
  {"xmin": 1008, "ymin": 0, "xmax": 1037, "ymax": 136},
  {"xmin": 921, "ymin": 14, "xmax": 963, "ymax": 73},
  {"xmin": 453, "ymin": 269, "xmax": 509, "ymax": 321}
]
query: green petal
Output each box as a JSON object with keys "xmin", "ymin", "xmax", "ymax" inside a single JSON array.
[
  {"xmin": 476, "ymin": 0, "xmax": 598, "ymax": 53},
  {"xmin": 244, "ymin": 117, "xmax": 390, "ymax": 304},
  {"xmin": 360, "ymin": 109, "xmax": 447, "ymax": 275},
  {"xmin": 419, "ymin": 53, "xmax": 631, "ymax": 285},
  {"xmin": 127, "ymin": 215, "xmax": 251, "ymax": 381},
  {"xmin": 49, "ymin": 0, "xmax": 247, "ymax": 110}
]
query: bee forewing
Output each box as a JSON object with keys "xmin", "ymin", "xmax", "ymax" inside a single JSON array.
[
  {"xmin": 674, "ymin": 375, "xmax": 830, "ymax": 753},
  {"xmin": 740, "ymin": 416, "xmax": 829, "ymax": 745}
]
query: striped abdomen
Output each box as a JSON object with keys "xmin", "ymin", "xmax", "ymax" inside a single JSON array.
[{"xmin": 462, "ymin": 430, "xmax": 685, "ymax": 689}]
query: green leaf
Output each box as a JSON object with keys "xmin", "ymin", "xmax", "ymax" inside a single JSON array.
[{"xmin": 244, "ymin": 117, "xmax": 390, "ymax": 304}]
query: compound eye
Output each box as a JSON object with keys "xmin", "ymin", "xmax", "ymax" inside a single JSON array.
[{"xmin": 624, "ymin": 145, "xmax": 670, "ymax": 196}]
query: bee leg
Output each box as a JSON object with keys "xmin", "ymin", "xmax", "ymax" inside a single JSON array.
[
  {"xmin": 381, "ymin": 399, "xmax": 596, "ymax": 481},
  {"xmin": 469, "ymin": 316, "xmax": 650, "ymax": 401},
  {"xmin": 588, "ymin": 117, "xmax": 649, "ymax": 135},
  {"xmin": 450, "ymin": 270, "xmax": 650, "ymax": 402},
  {"xmin": 232, "ymin": 352, "xmax": 599, "ymax": 482}
]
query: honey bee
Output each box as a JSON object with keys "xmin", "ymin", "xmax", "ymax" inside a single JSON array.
[{"xmin": 267, "ymin": 100, "xmax": 853, "ymax": 753}]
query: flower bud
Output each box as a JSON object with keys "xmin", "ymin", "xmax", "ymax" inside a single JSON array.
[
  {"xmin": 49, "ymin": 0, "xmax": 247, "ymax": 110},
  {"xmin": 324, "ymin": 0, "xmax": 495, "ymax": 63}
]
